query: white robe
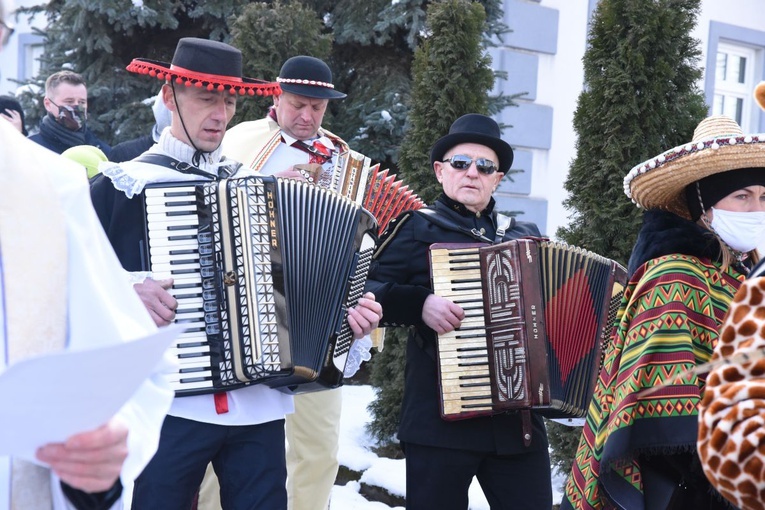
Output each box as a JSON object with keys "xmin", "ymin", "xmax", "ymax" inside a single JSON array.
[{"xmin": 0, "ymin": 120, "xmax": 174, "ymax": 509}]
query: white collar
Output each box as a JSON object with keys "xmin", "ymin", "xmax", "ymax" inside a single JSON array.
[{"xmin": 99, "ymin": 130, "xmax": 233, "ymax": 198}]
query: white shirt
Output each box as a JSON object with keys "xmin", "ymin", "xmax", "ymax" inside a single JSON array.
[{"xmin": 257, "ymin": 131, "xmax": 337, "ymax": 177}]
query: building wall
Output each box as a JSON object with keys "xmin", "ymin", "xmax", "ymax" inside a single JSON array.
[
  {"xmin": 492, "ymin": 0, "xmax": 589, "ymax": 236},
  {"xmin": 0, "ymin": 0, "xmax": 44, "ymax": 96},
  {"xmin": 697, "ymin": 1, "xmax": 765, "ymax": 132},
  {"xmin": 494, "ymin": 0, "xmax": 765, "ymax": 238}
]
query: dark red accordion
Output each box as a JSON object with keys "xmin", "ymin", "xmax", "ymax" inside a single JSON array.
[{"xmin": 429, "ymin": 238, "xmax": 627, "ymax": 420}]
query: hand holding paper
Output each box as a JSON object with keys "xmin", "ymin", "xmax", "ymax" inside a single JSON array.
[
  {"xmin": 0, "ymin": 324, "xmax": 182, "ymax": 463},
  {"xmin": 36, "ymin": 419, "xmax": 128, "ymax": 492}
]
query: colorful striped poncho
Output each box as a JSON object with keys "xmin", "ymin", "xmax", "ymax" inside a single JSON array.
[{"xmin": 562, "ymin": 253, "xmax": 744, "ymax": 509}]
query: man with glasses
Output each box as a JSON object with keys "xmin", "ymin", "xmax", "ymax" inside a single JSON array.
[
  {"xmin": 365, "ymin": 114, "xmax": 552, "ymax": 510},
  {"xmin": 28, "ymin": 70, "xmax": 111, "ymax": 157}
]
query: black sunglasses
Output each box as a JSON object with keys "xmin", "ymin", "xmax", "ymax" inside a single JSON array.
[{"xmin": 442, "ymin": 154, "xmax": 498, "ymax": 175}]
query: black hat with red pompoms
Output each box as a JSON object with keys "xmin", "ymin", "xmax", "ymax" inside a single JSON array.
[{"xmin": 126, "ymin": 37, "xmax": 280, "ymax": 97}]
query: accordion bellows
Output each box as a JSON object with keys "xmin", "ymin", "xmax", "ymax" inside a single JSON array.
[
  {"xmin": 324, "ymin": 149, "xmax": 425, "ymax": 233},
  {"xmin": 362, "ymin": 165, "xmax": 425, "ymax": 233},
  {"xmin": 429, "ymin": 238, "xmax": 627, "ymax": 420}
]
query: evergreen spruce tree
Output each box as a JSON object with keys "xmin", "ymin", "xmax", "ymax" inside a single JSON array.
[
  {"xmin": 17, "ymin": 0, "xmax": 254, "ymax": 144},
  {"xmin": 550, "ymin": 0, "xmax": 707, "ymax": 475},
  {"xmin": 557, "ymin": 0, "xmax": 707, "ymax": 263},
  {"xmin": 367, "ymin": 0, "xmax": 500, "ymax": 445},
  {"xmin": 229, "ymin": 1, "xmax": 333, "ymax": 127},
  {"xmin": 367, "ymin": 327, "xmax": 407, "ymax": 448},
  {"xmin": 396, "ymin": 0, "xmax": 494, "ymax": 203}
]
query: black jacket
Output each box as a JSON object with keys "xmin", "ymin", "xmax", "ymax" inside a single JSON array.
[
  {"xmin": 89, "ymin": 174, "xmax": 149, "ymax": 271},
  {"xmin": 365, "ymin": 194, "xmax": 548, "ymax": 454},
  {"xmin": 109, "ymin": 134, "xmax": 154, "ymax": 163},
  {"xmin": 28, "ymin": 126, "xmax": 110, "ymax": 156}
]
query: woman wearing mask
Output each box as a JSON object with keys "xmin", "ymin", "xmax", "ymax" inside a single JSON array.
[
  {"xmin": 696, "ymin": 83, "xmax": 765, "ymax": 510},
  {"xmin": 562, "ymin": 115, "xmax": 765, "ymax": 510}
]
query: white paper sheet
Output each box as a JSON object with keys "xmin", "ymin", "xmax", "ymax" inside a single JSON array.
[{"xmin": 0, "ymin": 324, "xmax": 183, "ymax": 462}]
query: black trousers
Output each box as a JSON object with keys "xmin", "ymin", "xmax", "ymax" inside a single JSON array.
[
  {"xmin": 132, "ymin": 415, "xmax": 287, "ymax": 510},
  {"xmin": 403, "ymin": 442, "xmax": 552, "ymax": 510}
]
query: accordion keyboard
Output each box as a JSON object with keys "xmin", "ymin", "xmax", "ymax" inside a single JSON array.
[
  {"xmin": 145, "ymin": 185, "xmax": 216, "ymax": 393},
  {"xmin": 430, "ymin": 245, "xmax": 495, "ymax": 416}
]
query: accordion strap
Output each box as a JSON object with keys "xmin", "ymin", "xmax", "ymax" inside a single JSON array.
[
  {"xmin": 494, "ymin": 213, "xmax": 513, "ymax": 243},
  {"xmin": 134, "ymin": 153, "xmax": 239, "ymax": 180},
  {"xmin": 521, "ymin": 410, "xmax": 533, "ymax": 447},
  {"xmin": 416, "ymin": 208, "xmax": 515, "ymax": 245}
]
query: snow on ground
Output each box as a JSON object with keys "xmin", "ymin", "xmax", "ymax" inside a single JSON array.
[{"xmin": 330, "ymin": 385, "xmax": 566, "ymax": 509}]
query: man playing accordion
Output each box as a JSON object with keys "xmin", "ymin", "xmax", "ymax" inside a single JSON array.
[
  {"xmin": 90, "ymin": 40, "xmax": 381, "ymax": 510},
  {"xmin": 365, "ymin": 114, "xmax": 553, "ymax": 510},
  {"xmin": 223, "ymin": 54, "xmax": 378, "ymax": 510}
]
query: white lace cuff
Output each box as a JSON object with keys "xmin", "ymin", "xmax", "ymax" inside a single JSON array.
[
  {"xmin": 343, "ymin": 335, "xmax": 373, "ymax": 378},
  {"xmin": 101, "ymin": 161, "xmax": 148, "ymax": 199}
]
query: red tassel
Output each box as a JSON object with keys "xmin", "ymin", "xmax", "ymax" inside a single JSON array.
[{"xmin": 214, "ymin": 392, "xmax": 229, "ymax": 414}]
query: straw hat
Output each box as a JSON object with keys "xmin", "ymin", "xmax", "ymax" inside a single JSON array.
[
  {"xmin": 623, "ymin": 115, "xmax": 765, "ymax": 219},
  {"xmin": 126, "ymin": 38, "xmax": 280, "ymax": 97},
  {"xmin": 756, "ymin": 81, "xmax": 765, "ymax": 111}
]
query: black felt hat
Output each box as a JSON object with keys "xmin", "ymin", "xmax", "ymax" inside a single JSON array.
[
  {"xmin": 126, "ymin": 37, "xmax": 280, "ymax": 97},
  {"xmin": 276, "ymin": 56, "xmax": 346, "ymax": 100},
  {"xmin": 0, "ymin": 95, "xmax": 26, "ymax": 136},
  {"xmin": 430, "ymin": 114, "xmax": 514, "ymax": 173}
]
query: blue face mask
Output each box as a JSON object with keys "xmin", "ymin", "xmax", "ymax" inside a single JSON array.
[
  {"xmin": 710, "ymin": 207, "xmax": 765, "ymax": 253},
  {"xmin": 49, "ymin": 99, "xmax": 87, "ymax": 131}
]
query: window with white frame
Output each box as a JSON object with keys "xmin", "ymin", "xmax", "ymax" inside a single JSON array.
[
  {"xmin": 22, "ymin": 42, "xmax": 43, "ymax": 82},
  {"xmin": 712, "ymin": 42, "xmax": 757, "ymax": 130}
]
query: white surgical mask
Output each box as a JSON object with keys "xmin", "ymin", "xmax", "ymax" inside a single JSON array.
[{"xmin": 709, "ymin": 207, "xmax": 765, "ymax": 253}]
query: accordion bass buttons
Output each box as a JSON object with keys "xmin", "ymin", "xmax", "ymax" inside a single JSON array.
[{"xmin": 223, "ymin": 271, "xmax": 236, "ymax": 286}]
